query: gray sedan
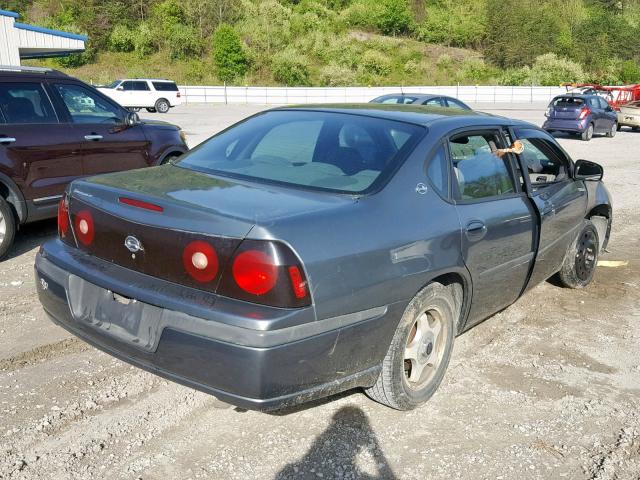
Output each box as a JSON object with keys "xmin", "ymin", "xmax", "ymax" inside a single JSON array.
[{"xmin": 36, "ymin": 105, "xmax": 611, "ymax": 411}]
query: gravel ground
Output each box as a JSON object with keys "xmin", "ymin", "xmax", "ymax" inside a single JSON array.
[{"xmin": 1, "ymin": 103, "xmax": 639, "ymax": 480}]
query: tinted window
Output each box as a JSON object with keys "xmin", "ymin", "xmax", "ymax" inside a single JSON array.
[
  {"xmin": 598, "ymin": 97, "xmax": 610, "ymax": 109},
  {"xmin": 54, "ymin": 84, "xmax": 123, "ymax": 124},
  {"xmin": 587, "ymin": 97, "xmax": 599, "ymax": 108},
  {"xmin": 553, "ymin": 97, "xmax": 584, "ymax": 107},
  {"xmin": 152, "ymin": 82, "xmax": 179, "ymax": 91},
  {"xmin": 423, "ymin": 98, "xmax": 443, "ymax": 107},
  {"xmin": 519, "ymin": 138, "xmax": 568, "ymax": 185},
  {"xmin": 0, "ymin": 83, "xmax": 57, "ymax": 124},
  {"xmin": 448, "ymin": 133, "xmax": 515, "ymax": 200},
  {"xmin": 179, "ymin": 111, "xmax": 424, "ymax": 194},
  {"xmin": 121, "ymin": 81, "xmax": 149, "ymax": 91},
  {"xmin": 427, "ymin": 145, "xmax": 449, "ymax": 196},
  {"xmin": 445, "ymin": 98, "xmax": 469, "ymax": 110}
]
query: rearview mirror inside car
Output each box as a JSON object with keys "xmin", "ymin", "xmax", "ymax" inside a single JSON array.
[{"xmin": 575, "ymin": 159, "xmax": 603, "ymax": 181}]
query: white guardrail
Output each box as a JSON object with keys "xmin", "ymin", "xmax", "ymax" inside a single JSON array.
[{"xmin": 177, "ymin": 85, "xmax": 567, "ymax": 105}]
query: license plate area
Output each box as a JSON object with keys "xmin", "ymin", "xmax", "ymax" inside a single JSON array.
[{"xmin": 67, "ymin": 275, "xmax": 165, "ymax": 352}]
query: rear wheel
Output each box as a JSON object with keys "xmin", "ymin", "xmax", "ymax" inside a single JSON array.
[
  {"xmin": 617, "ymin": 123, "xmax": 622, "ymax": 131},
  {"xmin": 557, "ymin": 220, "xmax": 599, "ymax": 289},
  {"xmin": 606, "ymin": 122, "xmax": 617, "ymax": 137},
  {"xmin": 366, "ymin": 282, "xmax": 455, "ymax": 410},
  {"xmin": 155, "ymin": 98, "xmax": 170, "ymax": 114},
  {"xmin": 581, "ymin": 123, "xmax": 594, "ymax": 141},
  {"xmin": 0, "ymin": 196, "xmax": 16, "ymax": 260},
  {"xmin": 633, "ymin": 127, "xmax": 640, "ymax": 132}
]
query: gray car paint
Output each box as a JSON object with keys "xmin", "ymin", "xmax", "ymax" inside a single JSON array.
[{"xmin": 34, "ymin": 105, "xmax": 613, "ymax": 409}]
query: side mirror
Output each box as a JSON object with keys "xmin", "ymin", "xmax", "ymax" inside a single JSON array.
[
  {"xmin": 116, "ymin": 85, "xmax": 124, "ymax": 91},
  {"xmin": 125, "ymin": 111, "xmax": 139, "ymax": 126},
  {"xmin": 575, "ymin": 159, "xmax": 603, "ymax": 181}
]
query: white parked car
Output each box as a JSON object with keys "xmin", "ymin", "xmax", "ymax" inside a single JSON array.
[{"xmin": 97, "ymin": 79, "xmax": 182, "ymax": 113}]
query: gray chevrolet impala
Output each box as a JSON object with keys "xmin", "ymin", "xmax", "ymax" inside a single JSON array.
[{"xmin": 35, "ymin": 105, "xmax": 612, "ymax": 411}]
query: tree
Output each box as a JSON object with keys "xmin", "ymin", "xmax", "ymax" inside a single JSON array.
[
  {"xmin": 377, "ymin": 0, "xmax": 414, "ymax": 36},
  {"xmin": 213, "ymin": 24, "xmax": 248, "ymax": 82}
]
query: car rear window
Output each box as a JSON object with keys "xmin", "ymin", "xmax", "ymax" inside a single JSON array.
[
  {"xmin": 152, "ymin": 82, "xmax": 179, "ymax": 91},
  {"xmin": 178, "ymin": 110, "xmax": 425, "ymax": 194},
  {"xmin": 553, "ymin": 97, "xmax": 584, "ymax": 107}
]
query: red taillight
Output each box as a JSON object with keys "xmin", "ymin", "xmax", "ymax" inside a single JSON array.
[
  {"xmin": 57, "ymin": 198, "xmax": 69, "ymax": 237},
  {"xmin": 183, "ymin": 240, "xmax": 219, "ymax": 283},
  {"xmin": 74, "ymin": 209, "xmax": 94, "ymax": 246},
  {"xmin": 288, "ymin": 266, "xmax": 307, "ymax": 299},
  {"xmin": 232, "ymin": 250, "xmax": 278, "ymax": 296},
  {"xmin": 579, "ymin": 107, "xmax": 590, "ymax": 120},
  {"xmin": 176, "ymin": 92, "xmax": 181, "ymax": 97},
  {"xmin": 119, "ymin": 197, "xmax": 163, "ymax": 212}
]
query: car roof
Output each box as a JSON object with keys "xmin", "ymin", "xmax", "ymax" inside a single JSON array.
[
  {"xmin": 120, "ymin": 78, "xmax": 175, "ymax": 82},
  {"xmin": 274, "ymin": 104, "xmax": 531, "ymax": 129},
  {"xmin": 0, "ymin": 66, "xmax": 68, "ymax": 78}
]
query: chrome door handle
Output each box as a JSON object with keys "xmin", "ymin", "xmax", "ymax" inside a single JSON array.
[
  {"xmin": 84, "ymin": 134, "xmax": 103, "ymax": 141},
  {"xmin": 465, "ymin": 220, "xmax": 487, "ymax": 241},
  {"xmin": 0, "ymin": 137, "xmax": 16, "ymax": 144}
]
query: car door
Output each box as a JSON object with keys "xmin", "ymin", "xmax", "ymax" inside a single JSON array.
[
  {"xmin": 130, "ymin": 80, "xmax": 153, "ymax": 108},
  {"xmin": 0, "ymin": 80, "xmax": 83, "ymax": 209},
  {"xmin": 512, "ymin": 128, "xmax": 588, "ymax": 290},
  {"xmin": 588, "ymin": 97, "xmax": 604, "ymax": 132},
  {"xmin": 600, "ymin": 97, "xmax": 617, "ymax": 129},
  {"xmin": 49, "ymin": 82, "xmax": 151, "ymax": 176},
  {"xmin": 448, "ymin": 129, "xmax": 536, "ymax": 325}
]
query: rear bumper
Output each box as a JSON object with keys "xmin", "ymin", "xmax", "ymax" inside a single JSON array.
[
  {"xmin": 543, "ymin": 118, "xmax": 588, "ymax": 132},
  {"xmin": 35, "ymin": 240, "xmax": 402, "ymax": 410}
]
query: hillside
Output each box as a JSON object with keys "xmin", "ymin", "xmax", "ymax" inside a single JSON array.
[{"xmin": 12, "ymin": 0, "xmax": 640, "ymax": 86}]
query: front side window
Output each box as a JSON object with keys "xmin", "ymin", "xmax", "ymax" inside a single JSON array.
[
  {"xmin": 54, "ymin": 84, "xmax": 123, "ymax": 124},
  {"xmin": 423, "ymin": 98, "xmax": 443, "ymax": 107},
  {"xmin": 519, "ymin": 138, "xmax": 568, "ymax": 185},
  {"xmin": 0, "ymin": 83, "xmax": 57, "ymax": 124},
  {"xmin": 448, "ymin": 132, "xmax": 515, "ymax": 200},
  {"xmin": 178, "ymin": 111, "xmax": 425, "ymax": 194}
]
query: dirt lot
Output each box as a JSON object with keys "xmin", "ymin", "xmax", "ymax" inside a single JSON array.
[{"xmin": 1, "ymin": 104, "xmax": 639, "ymax": 480}]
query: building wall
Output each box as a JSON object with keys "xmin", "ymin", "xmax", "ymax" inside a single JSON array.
[{"xmin": 0, "ymin": 16, "xmax": 21, "ymax": 66}]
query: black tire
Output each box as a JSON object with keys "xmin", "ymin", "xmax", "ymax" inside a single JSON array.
[
  {"xmin": 633, "ymin": 127, "xmax": 640, "ymax": 132},
  {"xmin": 556, "ymin": 220, "xmax": 599, "ymax": 289},
  {"xmin": 365, "ymin": 282, "xmax": 456, "ymax": 410},
  {"xmin": 616, "ymin": 123, "xmax": 622, "ymax": 131},
  {"xmin": 146, "ymin": 107, "xmax": 156, "ymax": 113},
  {"xmin": 155, "ymin": 98, "xmax": 170, "ymax": 114},
  {"xmin": 127, "ymin": 107, "xmax": 141, "ymax": 112},
  {"xmin": 0, "ymin": 196, "xmax": 16, "ymax": 260},
  {"xmin": 606, "ymin": 122, "xmax": 617, "ymax": 138},
  {"xmin": 160, "ymin": 153, "xmax": 181, "ymax": 165},
  {"xmin": 581, "ymin": 123, "xmax": 594, "ymax": 141}
]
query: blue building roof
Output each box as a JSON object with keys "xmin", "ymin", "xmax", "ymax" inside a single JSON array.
[
  {"xmin": 0, "ymin": 9, "xmax": 20, "ymax": 18},
  {"xmin": 14, "ymin": 23, "xmax": 88, "ymax": 42}
]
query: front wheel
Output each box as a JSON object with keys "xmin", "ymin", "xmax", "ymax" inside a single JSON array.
[
  {"xmin": 556, "ymin": 220, "xmax": 599, "ymax": 289},
  {"xmin": 146, "ymin": 107, "xmax": 156, "ymax": 113},
  {"xmin": 155, "ymin": 98, "xmax": 170, "ymax": 114},
  {"xmin": 581, "ymin": 123, "xmax": 594, "ymax": 141},
  {"xmin": 0, "ymin": 196, "xmax": 16, "ymax": 260},
  {"xmin": 127, "ymin": 107, "xmax": 141, "ymax": 113},
  {"xmin": 365, "ymin": 282, "xmax": 456, "ymax": 410}
]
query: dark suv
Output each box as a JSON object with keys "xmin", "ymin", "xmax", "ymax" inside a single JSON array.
[{"xmin": 0, "ymin": 66, "xmax": 188, "ymax": 259}]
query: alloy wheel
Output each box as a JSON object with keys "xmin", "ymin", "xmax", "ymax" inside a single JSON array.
[
  {"xmin": 403, "ymin": 309, "xmax": 447, "ymax": 390},
  {"xmin": 0, "ymin": 209, "xmax": 5, "ymax": 243}
]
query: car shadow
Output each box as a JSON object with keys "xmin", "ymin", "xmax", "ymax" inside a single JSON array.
[
  {"xmin": 274, "ymin": 405, "xmax": 397, "ymax": 480},
  {"xmin": 4, "ymin": 219, "xmax": 57, "ymax": 261}
]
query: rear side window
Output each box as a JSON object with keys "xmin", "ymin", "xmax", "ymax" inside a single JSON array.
[
  {"xmin": 445, "ymin": 98, "xmax": 469, "ymax": 110},
  {"xmin": 427, "ymin": 145, "xmax": 449, "ymax": 196},
  {"xmin": 448, "ymin": 133, "xmax": 515, "ymax": 200},
  {"xmin": 0, "ymin": 83, "xmax": 57, "ymax": 124},
  {"xmin": 152, "ymin": 82, "xmax": 179, "ymax": 92},
  {"xmin": 179, "ymin": 110, "xmax": 425, "ymax": 194}
]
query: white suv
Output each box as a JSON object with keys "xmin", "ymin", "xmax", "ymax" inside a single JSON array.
[{"xmin": 97, "ymin": 79, "xmax": 182, "ymax": 113}]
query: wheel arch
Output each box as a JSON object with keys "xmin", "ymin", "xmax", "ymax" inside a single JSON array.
[
  {"xmin": 420, "ymin": 270, "xmax": 472, "ymax": 336},
  {"xmin": 587, "ymin": 203, "xmax": 612, "ymax": 251},
  {"xmin": 0, "ymin": 172, "xmax": 27, "ymax": 224}
]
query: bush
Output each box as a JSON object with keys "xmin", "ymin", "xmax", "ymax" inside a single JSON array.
[
  {"xmin": 56, "ymin": 46, "xmax": 95, "ymax": 68},
  {"xmin": 455, "ymin": 58, "xmax": 495, "ymax": 83},
  {"xmin": 403, "ymin": 59, "xmax": 420, "ymax": 74},
  {"xmin": 343, "ymin": 2, "xmax": 381, "ymax": 30},
  {"xmin": 133, "ymin": 23, "xmax": 155, "ymax": 57},
  {"xmin": 497, "ymin": 66, "xmax": 532, "ymax": 86},
  {"xmin": 361, "ymin": 49, "xmax": 391, "ymax": 76},
  {"xmin": 213, "ymin": 24, "xmax": 249, "ymax": 82},
  {"xmin": 185, "ymin": 59, "xmax": 208, "ymax": 82},
  {"xmin": 319, "ymin": 63, "xmax": 357, "ymax": 86},
  {"xmin": 376, "ymin": 0, "xmax": 413, "ymax": 36},
  {"xmin": 618, "ymin": 60, "xmax": 640, "ymax": 84},
  {"xmin": 272, "ymin": 48, "xmax": 311, "ymax": 85},
  {"xmin": 109, "ymin": 24, "xmax": 135, "ymax": 52},
  {"xmin": 529, "ymin": 53, "xmax": 585, "ymax": 86},
  {"xmin": 436, "ymin": 53, "xmax": 453, "ymax": 70},
  {"xmin": 167, "ymin": 24, "xmax": 202, "ymax": 60}
]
